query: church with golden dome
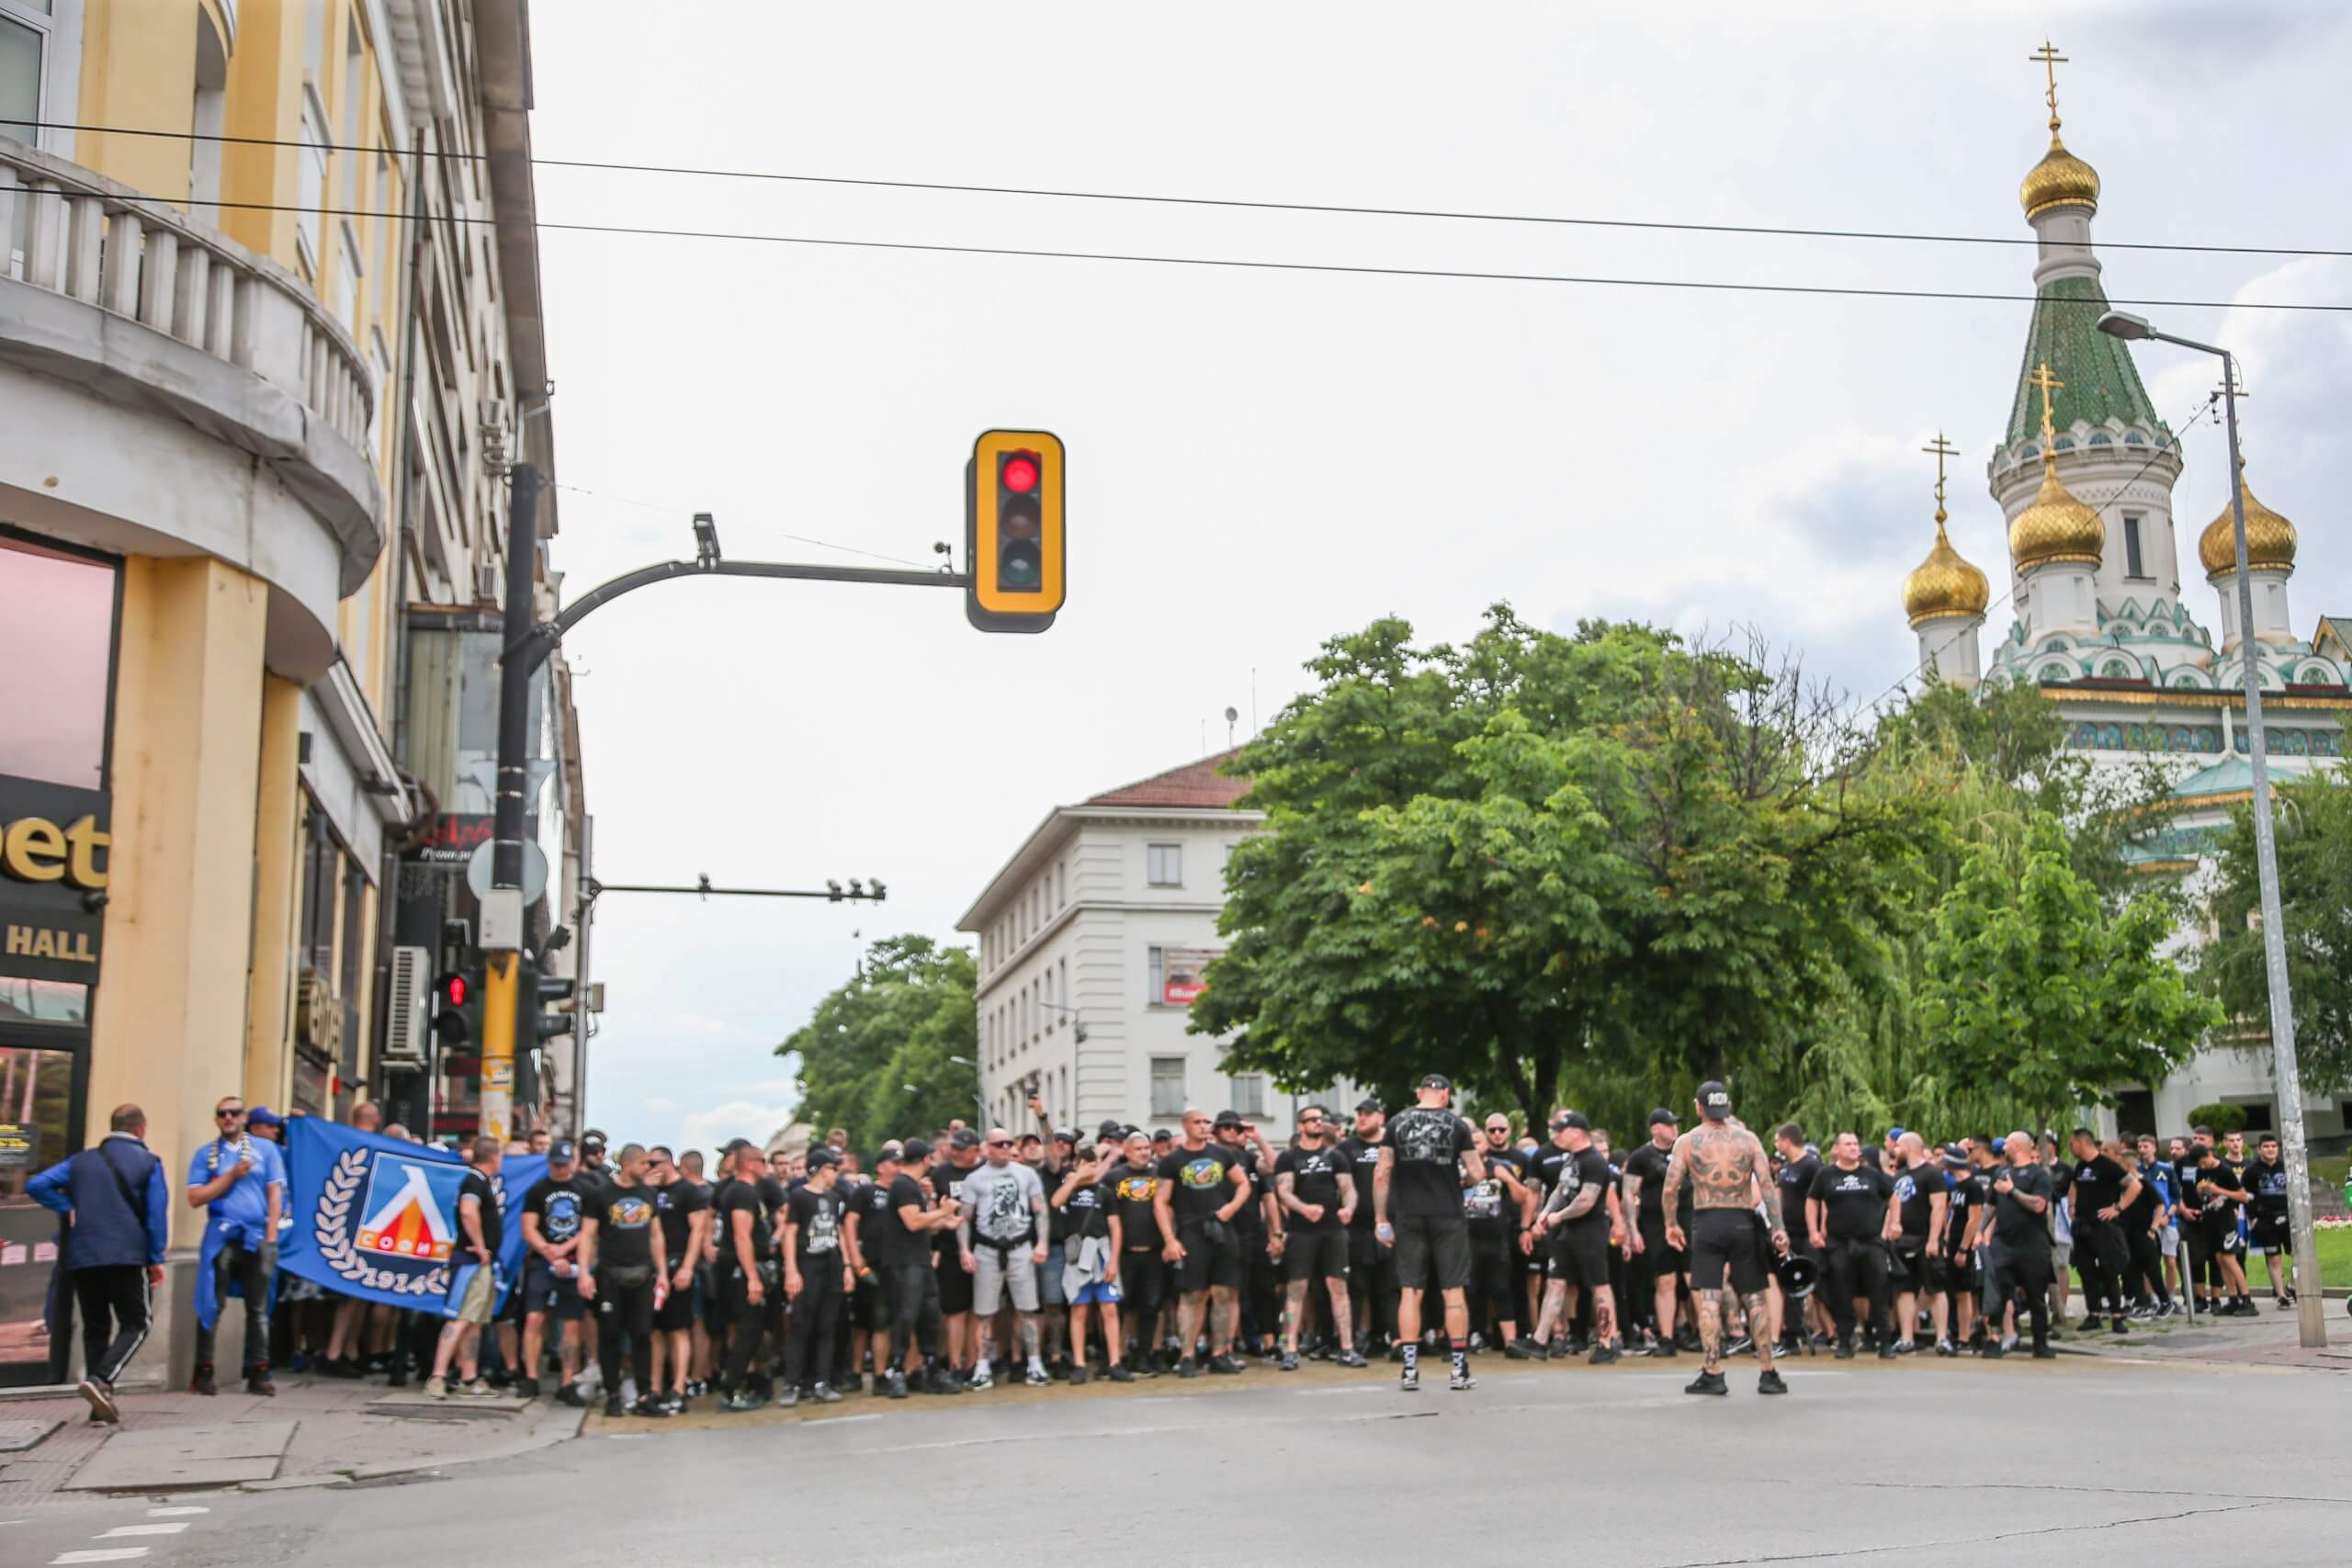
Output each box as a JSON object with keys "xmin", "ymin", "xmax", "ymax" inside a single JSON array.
[{"xmin": 1896, "ymin": 46, "xmax": 2352, "ymax": 1135}]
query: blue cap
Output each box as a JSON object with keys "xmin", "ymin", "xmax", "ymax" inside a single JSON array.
[
  {"xmin": 246, "ymin": 1105, "xmax": 285, "ymax": 1129},
  {"xmin": 549, "ymin": 1138, "xmax": 578, "ymax": 1163}
]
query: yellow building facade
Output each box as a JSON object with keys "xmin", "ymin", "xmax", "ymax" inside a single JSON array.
[{"xmin": 0, "ymin": 0, "xmax": 563, "ymax": 1387}]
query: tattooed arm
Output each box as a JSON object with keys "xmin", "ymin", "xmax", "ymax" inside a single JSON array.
[
  {"xmin": 1749, "ymin": 1130, "xmax": 1787, "ymax": 1246},
  {"xmin": 1661, "ymin": 1134, "xmax": 1692, "ymax": 1251}
]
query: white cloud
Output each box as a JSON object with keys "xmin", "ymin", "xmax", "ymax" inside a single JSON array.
[
  {"xmin": 680, "ymin": 1099, "xmax": 801, "ymax": 1156},
  {"xmin": 643, "ymin": 1096, "xmax": 676, "ymax": 1113}
]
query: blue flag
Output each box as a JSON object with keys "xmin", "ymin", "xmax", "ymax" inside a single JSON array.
[{"xmin": 277, "ymin": 1118, "xmax": 548, "ymax": 1313}]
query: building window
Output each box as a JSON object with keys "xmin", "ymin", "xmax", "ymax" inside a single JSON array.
[
  {"xmin": 1147, "ymin": 843, "xmax": 1182, "ymax": 886},
  {"xmin": 297, "ymin": 87, "xmax": 331, "ymax": 275},
  {"xmin": 0, "ymin": 532, "xmax": 118, "ymax": 789},
  {"xmin": 2122, "ymin": 514, "xmax": 2146, "ymax": 579},
  {"xmin": 1147, "ymin": 945, "xmax": 1164, "ymax": 1005},
  {"xmin": 1150, "ymin": 1056, "xmax": 1186, "ymax": 1116},
  {"xmin": 1230, "ymin": 1074, "xmax": 1268, "ymax": 1118},
  {"xmin": 1057, "ymin": 858, "xmax": 1067, "ymax": 909}
]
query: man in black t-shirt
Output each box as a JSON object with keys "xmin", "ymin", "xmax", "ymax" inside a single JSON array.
[
  {"xmin": 427, "ymin": 1137, "xmax": 503, "ymax": 1397},
  {"xmin": 1102, "ymin": 1130, "xmax": 1165, "ymax": 1372},
  {"xmin": 1463, "ymin": 1111, "xmax": 1532, "ymax": 1357},
  {"xmin": 1336, "ymin": 1100, "xmax": 1396, "ymax": 1355},
  {"xmin": 1273, "ymin": 1104, "xmax": 1364, "ymax": 1370},
  {"xmin": 1805, "ymin": 1133, "xmax": 1895, "ymax": 1359},
  {"xmin": 1212, "ymin": 1111, "xmax": 1282, "ymax": 1359},
  {"xmin": 1374, "ymin": 1075, "xmax": 1484, "ymax": 1391},
  {"xmin": 644, "ymin": 1147, "xmax": 707, "ymax": 1413},
  {"xmin": 2062, "ymin": 1128, "xmax": 2140, "ymax": 1334},
  {"xmin": 779, "ymin": 1146, "xmax": 853, "ymax": 1405},
  {"xmin": 712, "ymin": 1143, "xmax": 778, "ymax": 1410},
  {"xmin": 1887, "ymin": 1133, "xmax": 1947, "ymax": 1353},
  {"xmin": 518, "ymin": 1142, "xmax": 594, "ymax": 1404},
  {"xmin": 1621, "ymin": 1108, "xmax": 1688, "ymax": 1357},
  {"xmin": 1529, "ymin": 1111, "xmax": 1619, "ymax": 1366},
  {"xmin": 929, "ymin": 1130, "xmax": 985, "ymax": 1379},
  {"xmin": 1772, "ymin": 1123, "xmax": 1826, "ymax": 1356},
  {"xmin": 1938, "ymin": 1144, "xmax": 1984, "ymax": 1352},
  {"xmin": 1984, "ymin": 1133, "xmax": 2057, "ymax": 1357},
  {"xmin": 2245, "ymin": 1134, "xmax": 2297, "ymax": 1308},
  {"xmin": 1151, "ymin": 1109, "xmax": 1252, "ymax": 1377},
  {"xmin": 578, "ymin": 1144, "xmax": 670, "ymax": 1419}
]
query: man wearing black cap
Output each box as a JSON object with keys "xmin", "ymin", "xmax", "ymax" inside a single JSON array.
[
  {"xmin": 519, "ymin": 1138, "xmax": 594, "ymax": 1404},
  {"xmin": 1337, "ymin": 1098, "xmax": 1396, "ymax": 1356},
  {"xmin": 1527, "ymin": 1111, "xmax": 1620, "ymax": 1365},
  {"xmin": 1621, "ymin": 1109, "xmax": 1689, "ymax": 1355},
  {"xmin": 1374, "ymin": 1075, "xmax": 1484, "ymax": 1392},
  {"xmin": 1937, "ymin": 1142, "xmax": 1984, "ymax": 1354},
  {"xmin": 1660, "ymin": 1081, "xmax": 1789, "ymax": 1396},
  {"xmin": 868, "ymin": 1139, "xmax": 960, "ymax": 1397},
  {"xmin": 779, "ymin": 1145, "xmax": 853, "ymax": 1406},
  {"xmin": 926, "ymin": 1129, "xmax": 984, "ymax": 1381}
]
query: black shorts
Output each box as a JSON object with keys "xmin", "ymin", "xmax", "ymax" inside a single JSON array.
[
  {"xmin": 1688, "ymin": 1210, "xmax": 1769, "ymax": 1296},
  {"xmin": 523, "ymin": 1258, "xmax": 587, "ymax": 1322},
  {"xmin": 1630, "ymin": 1230, "xmax": 1685, "ymax": 1297},
  {"xmin": 2250, "ymin": 1214, "xmax": 2291, "ymax": 1256},
  {"xmin": 936, "ymin": 1251, "xmax": 976, "ymax": 1314},
  {"xmin": 1393, "ymin": 1214, "xmax": 1471, "ymax": 1292},
  {"xmin": 1890, "ymin": 1242, "xmax": 1930, "ymax": 1295},
  {"xmin": 654, "ymin": 1276, "xmax": 697, "ymax": 1332},
  {"xmin": 1174, "ymin": 1222, "xmax": 1242, "ymax": 1294},
  {"xmin": 1544, "ymin": 1223, "xmax": 1611, "ymax": 1288},
  {"xmin": 854, "ymin": 1270, "xmax": 890, "ymax": 1331},
  {"xmin": 1284, "ymin": 1229, "xmax": 1350, "ymax": 1283}
]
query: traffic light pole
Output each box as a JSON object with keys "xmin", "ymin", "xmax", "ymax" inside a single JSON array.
[{"xmin": 481, "ymin": 476, "xmax": 976, "ymax": 1141}]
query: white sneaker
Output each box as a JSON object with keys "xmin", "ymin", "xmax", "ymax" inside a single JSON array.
[
  {"xmin": 460, "ymin": 1379, "xmax": 494, "ymax": 1396},
  {"xmin": 969, "ymin": 1362, "xmax": 994, "ymax": 1392},
  {"xmin": 1024, "ymin": 1359, "xmax": 1050, "ymax": 1387},
  {"xmin": 424, "ymin": 1376, "xmax": 448, "ymax": 1399}
]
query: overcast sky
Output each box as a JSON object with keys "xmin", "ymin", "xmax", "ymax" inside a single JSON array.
[{"xmin": 527, "ymin": 1, "xmax": 2352, "ymax": 1157}]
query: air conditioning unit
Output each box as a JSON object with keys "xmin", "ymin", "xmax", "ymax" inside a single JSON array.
[
  {"xmin": 474, "ymin": 560, "xmax": 500, "ymax": 604},
  {"xmin": 296, "ymin": 970, "xmax": 343, "ymax": 1055},
  {"xmin": 479, "ymin": 397, "xmax": 512, "ymax": 476},
  {"xmin": 383, "ymin": 944, "xmax": 429, "ymax": 1064}
]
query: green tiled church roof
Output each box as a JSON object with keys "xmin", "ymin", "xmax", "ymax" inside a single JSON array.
[{"xmin": 2004, "ymin": 275, "xmax": 2168, "ymax": 447}]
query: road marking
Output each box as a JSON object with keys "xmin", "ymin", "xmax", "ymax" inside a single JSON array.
[
  {"xmin": 1293, "ymin": 1383, "xmax": 1384, "ymax": 1396},
  {"xmin": 605, "ymin": 1433, "xmax": 649, "ymax": 1440},
  {"xmin": 99, "ymin": 1525, "xmax": 187, "ymax": 1537},
  {"xmin": 144, "ymin": 1507, "xmax": 208, "ymax": 1517},
  {"xmin": 804, "ymin": 1414, "xmax": 881, "ymax": 1427},
  {"xmin": 52, "ymin": 1551, "xmax": 151, "ymax": 1564}
]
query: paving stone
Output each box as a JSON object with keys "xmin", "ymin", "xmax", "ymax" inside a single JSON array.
[
  {"xmin": 62, "ymin": 1419, "xmax": 296, "ymax": 1491},
  {"xmin": 0, "ymin": 1417, "xmax": 62, "ymax": 1452}
]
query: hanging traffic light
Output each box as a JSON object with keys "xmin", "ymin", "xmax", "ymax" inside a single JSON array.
[
  {"xmin": 531, "ymin": 970, "xmax": 577, "ymax": 1044},
  {"xmin": 430, "ymin": 969, "xmax": 476, "ymax": 1046},
  {"xmin": 967, "ymin": 429, "xmax": 1065, "ymax": 633}
]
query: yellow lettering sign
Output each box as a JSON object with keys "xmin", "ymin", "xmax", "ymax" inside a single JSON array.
[
  {"xmin": 0, "ymin": 814, "xmax": 109, "ymax": 890},
  {"xmin": 3, "ymin": 924, "xmax": 96, "ymax": 964}
]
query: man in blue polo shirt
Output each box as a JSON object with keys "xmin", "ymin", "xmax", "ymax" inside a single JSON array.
[
  {"xmin": 28, "ymin": 1102, "xmax": 171, "ymax": 1424},
  {"xmin": 185, "ymin": 1094, "xmax": 286, "ymax": 1395}
]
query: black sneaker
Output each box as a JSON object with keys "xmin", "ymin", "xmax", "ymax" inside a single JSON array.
[
  {"xmin": 1934, "ymin": 1340, "xmax": 1958, "ymax": 1358},
  {"xmin": 514, "ymin": 1376, "xmax": 542, "ymax": 1399},
  {"xmin": 603, "ymin": 1395, "xmax": 626, "ymax": 1417},
  {"xmin": 1207, "ymin": 1353, "xmax": 1244, "ymax": 1375},
  {"xmin": 2032, "ymin": 1343, "xmax": 2059, "ymax": 1359},
  {"xmin": 2076, "ymin": 1314, "xmax": 2102, "ymax": 1333},
  {"xmin": 1684, "ymin": 1370, "xmax": 1728, "ymax": 1396},
  {"xmin": 1177, "ymin": 1358, "xmax": 1201, "ymax": 1379},
  {"xmin": 555, "ymin": 1384, "xmax": 587, "ymax": 1407},
  {"xmin": 1562, "ymin": 1337, "xmax": 1589, "ymax": 1358},
  {"xmin": 1589, "ymin": 1345, "xmax": 1621, "ymax": 1366},
  {"xmin": 632, "ymin": 1396, "xmax": 671, "ymax": 1417},
  {"xmin": 923, "ymin": 1369, "xmax": 966, "ymax": 1396},
  {"xmin": 1982, "ymin": 1341, "xmax": 2006, "ymax": 1359},
  {"xmin": 719, "ymin": 1390, "xmax": 767, "ymax": 1413},
  {"xmin": 1504, "ymin": 1338, "xmax": 1547, "ymax": 1360},
  {"xmin": 1876, "ymin": 1344, "xmax": 1897, "ymax": 1360},
  {"xmin": 883, "ymin": 1371, "xmax": 909, "ymax": 1400},
  {"xmin": 1335, "ymin": 1348, "xmax": 1368, "ymax": 1369},
  {"xmin": 1724, "ymin": 1334, "xmax": 1755, "ymax": 1358},
  {"xmin": 190, "ymin": 1364, "xmax": 218, "ymax": 1397},
  {"xmin": 1448, "ymin": 1365, "xmax": 1474, "ymax": 1392},
  {"xmin": 1645, "ymin": 1340, "xmax": 1679, "ymax": 1359},
  {"xmin": 386, "ymin": 1362, "xmax": 410, "ymax": 1389},
  {"xmin": 1107, "ymin": 1364, "xmax": 1136, "ymax": 1382},
  {"xmin": 1399, "ymin": 1365, "xmax": 1419, "ymax": 1393},
  {"xmin": 1758, "ymin": 1369, "xmax": 1788, "ymax": 1395},
  {"xmin": 1834, "ymin": 1339, "xmax": 1855, "ymax": 1360},
  {"xmin": 1277, "ymin": 1350, "xmax": 1298, "ymax": 1371},
  {"xmin": 1069, "ymin": 1367, "xmax": 1090, "ymax": 1386},
  {"xmin": 244, "ymin": 1368, "xmax": 277, "ymax": 1397},
  {"xmin": 2109, "ymin": 1316, "xmax": 2128, "ymax": 1336}
]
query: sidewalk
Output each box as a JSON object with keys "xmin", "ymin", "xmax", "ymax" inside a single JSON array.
[
  {"xmin": 0, "ymin": 1373, "xmax": 583, "ymax": 1506},
  {"xmin": 2049, "ymin": 1292, "xmax": 2352, "ymax": 1373}
]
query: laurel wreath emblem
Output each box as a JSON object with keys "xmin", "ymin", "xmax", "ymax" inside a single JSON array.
[{"xmin": 314, "ymin": 1149, "xmax": 447, "ymax": 1296}]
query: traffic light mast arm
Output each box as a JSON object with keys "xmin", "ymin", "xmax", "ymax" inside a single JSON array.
[
  {"xmin": 505, "ymin": 557, "xmax": 971, "ymax": 682},
  {"xmin": 583, "ymin": 875, "xmax": 888, "ymax": 902}
]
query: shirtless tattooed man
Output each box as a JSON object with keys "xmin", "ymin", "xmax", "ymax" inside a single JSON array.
[{"xmin": 1660, "ymin": 1080, "xmax": 1790, "ymax": 1397}]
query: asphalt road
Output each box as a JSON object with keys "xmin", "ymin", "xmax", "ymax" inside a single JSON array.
[{"xmin": 9, "ymin": 1352, "xmax": 2349, "ymax": 1567}]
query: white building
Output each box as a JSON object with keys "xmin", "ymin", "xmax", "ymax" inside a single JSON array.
[
  {"xmin": 961, "ymin": 751, "xmax": 1326, "ymax": 1135},
  {"xmin": 1895, "ymin": 63, "xmax": 2349, "ymax": 1142}
]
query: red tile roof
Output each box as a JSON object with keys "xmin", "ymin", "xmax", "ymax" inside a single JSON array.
[{"xmin": 1082, "ymin": 749, "xmax": 1251, "ymax": 810}]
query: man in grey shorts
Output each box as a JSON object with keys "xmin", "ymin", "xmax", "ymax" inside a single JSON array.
[{"xmin": 958, "ymin": 1128, "xmax": 1049, "ymax": 1389}]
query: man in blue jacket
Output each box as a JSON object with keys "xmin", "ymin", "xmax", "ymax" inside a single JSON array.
[
  {"xmin": 28, "ymin": 1103, "xmax": 172, "ymax": 1425},
  {"xmin": 185, "ymin": 1094, "xmax": 285, "ymax": 1395}
]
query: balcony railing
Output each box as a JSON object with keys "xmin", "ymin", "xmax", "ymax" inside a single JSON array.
[{"xmin": 1, "ymin": 136, "xmax": 374, "ymax": 453}]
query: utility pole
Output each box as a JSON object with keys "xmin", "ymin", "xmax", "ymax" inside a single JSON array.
[{"xmin": 479, "ymin": 461, "xmax": 543, "ymax": 1145}]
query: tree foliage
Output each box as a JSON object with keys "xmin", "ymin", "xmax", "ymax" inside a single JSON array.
[
  {"xmin": 781, "ymin": 935, "xmax": 978, "ymax": 1156},
  {"xmin": 1919, "ymin": 816, "xmax": 2221, "ymax": 1129},
  {"xmin": 1194, "ymin": 609, "xmax": 1936, "ymax": 1128},
  {"xmin": 2200, "ymin": 767, "xmax": 2352, "ymax": 1097}
]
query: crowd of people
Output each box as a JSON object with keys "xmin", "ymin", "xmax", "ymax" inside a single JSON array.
[{"xmin": 24, "ymin": 1079, "xmax": 2309, "ymax": 1424}]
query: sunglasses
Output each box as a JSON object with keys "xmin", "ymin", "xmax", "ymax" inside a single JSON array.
[
  {"xmin": 217, "ymin": 1107, "xmax": 244, "ymax": 1119},
  {"xmin": 987, "ymin": 1140, "xmax": 1012, "ymax": 1149}
]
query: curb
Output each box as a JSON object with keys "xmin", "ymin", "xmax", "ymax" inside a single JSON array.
[{"xmin": 277, "ymin": 1406, "xmax": 588, "ymax": 1489}]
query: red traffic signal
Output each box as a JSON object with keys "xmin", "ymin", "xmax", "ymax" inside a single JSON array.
[
  {"xmin": 436, "ymin": 971, "xmax": 469, "ymax": 1009},
  {"xmin": 1001, "ymin": 453, "xmax": 1041, "ymax": 495}
]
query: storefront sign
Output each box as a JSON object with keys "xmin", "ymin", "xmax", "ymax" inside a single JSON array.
[
  {"xmin": 1161, "ymin": 946, "xmax": 1220, "ymax": 1006},
  {"xmin": 0, "ymin": 1122, "xmax": 36, "ymax": 1169},
  {"xmin": 0, "ymin": 773, "xmax": 108, "ymax": 985},
  {"xmin": 410, "ymin": 813, "xmax": 492, "ymax": 867}
]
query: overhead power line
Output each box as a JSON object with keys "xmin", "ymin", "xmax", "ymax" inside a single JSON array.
[
  {"xmin": 553, "ymin": 481, "xmax": 933, "ymax": 570},
  {"xmin": 22, "ymin": 119, "xmax": 2352, "ymax": 262},
  {"xmin": 31, "ymin": 190, "xmax": 2352, "ymax": 313}
]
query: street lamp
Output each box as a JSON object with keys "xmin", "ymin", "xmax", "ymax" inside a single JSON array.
[
  {"xmin": 2098, "ymin": 309, "xmax": 2325, "ymax": 1349},
  {"xmin": 946, "ymin": 1055, "xmax": 989, "ymax": 1124}
]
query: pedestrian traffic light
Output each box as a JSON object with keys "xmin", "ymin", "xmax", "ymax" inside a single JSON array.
[
  {"xmin": 532, "ymin": 972, "xmax": 577, "ymax": 1044},
  {"xmin": 430, "ymin": 970, "xmax": 474, "ymax": 1047},
  {"xmin": 966, "ymin": 428, "xmax": 1065, "ymax": 633}
]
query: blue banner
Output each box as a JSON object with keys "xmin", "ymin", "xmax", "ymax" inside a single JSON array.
[{"xmin": 277, "ymin": 1118, "xmax": 548, "ymax": 1313}]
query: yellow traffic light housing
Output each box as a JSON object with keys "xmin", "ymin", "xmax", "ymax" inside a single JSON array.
[{"xmin": 967, "ymin": 428, "xmax": 1065, "ymax": 633}]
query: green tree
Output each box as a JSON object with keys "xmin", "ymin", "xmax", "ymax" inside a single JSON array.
[
  {"xmin": 780, "ymin": 935, "xmax": 978, "ymax": 1156},
  {"xmin": 1920, "ymin": 815, "xmax": 2221, "ymax": 1132},
  {"xmin": 1195, "ymin": 610, "xmax": 1935, "ymax": 1127},
  {"xmin": 2200, "ymin": 768, "xmax": 2352, "ymax": 1096}
]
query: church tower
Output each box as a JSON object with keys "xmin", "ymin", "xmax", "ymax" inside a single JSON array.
[{"xmin": 1902, "ymin": 434, "xmax": 1989, "ymax": 687}]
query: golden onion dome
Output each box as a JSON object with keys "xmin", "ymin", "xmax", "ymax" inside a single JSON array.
[
  {"xmin": 2020, "ymin": 130, "xmax": 2100, "ymax": 219},
  {"xmin": 1904, "ymin": 512, "xmax": 1991, "ymax": 627},
  {"xmin": 2008, "ymin": 457, "xmax": 2105, "ymax": 570},
  {"xmin": 2198, "ymin": 465, "xmax": 2296, "ymax": 577}
]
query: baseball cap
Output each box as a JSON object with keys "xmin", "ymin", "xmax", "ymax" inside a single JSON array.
[
  {"xmin": 1647, "ymin": 1108, "xmax": 1679, "ymax": 1128},
  {"xmin": 549, "ymin": 1138, "xmax": 579, "ymax": 1163},
  {"xmin": 1695, "ymin": 1081, "xmax": 1732, "ymax": 1122},
  {"xmin": 1053, "ymin": 1127, "xmax": 1079, "ymax": 1144},
  {"xmin": 1887, "ymin": 1126, "xmax": 1908, "ymax": 1141},
  {"xmin": 1097, "ymin": 1119, "xmax": 1125, "ymax": 1141},
  {"xmin": 580, "ymin": 1129, "xmax": 608, "ymax": 1152},
  {"xmin": 1941, "ymin": 1141, "xmax": 1970, "ymax": 1168},
  {"xmin": 1419, "ymin": 1073, "xmax": 1453, "ymax": 1092},
  {"xmin": 950, "ymin": 1127, "xmax": 982, "ymax": 1149},
  {"xmin": 245, "ymin": 1105, "xmax": 285, "ymax": 1129},
  {"xmin": 899, "ymin": 1137, "xmax": 932, "ymax": 1165},
  {"xmin": 1213, "ymin": 1110, "xmax": 1245, "ymax": 1129},
  {"xmin": 1552, "ymin": 1111, "xmax": 1590, "ymax": 1132},
  {"xmin": 1150, "ymin": 1128, "xmax": 1173, "ymax": 1142},
  {"xmin": 806, "ymin": 1145, "xmax": 841, "ymax": 1169},
  {"xmin": 1355, "ymin": 1097, "xmax": 1385, "ymax": 1114}
]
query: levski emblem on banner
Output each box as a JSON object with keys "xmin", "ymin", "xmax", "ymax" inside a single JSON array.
[{"xmin": 356, "ymin": 1156, "xmax": 460, "ymax": 1261}]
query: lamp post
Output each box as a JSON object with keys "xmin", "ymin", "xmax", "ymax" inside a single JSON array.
[
  {"xmin": 2097, "ymin": 310, "xmax": 2324, "ymax": 1349},
  {"xmin": 946, "ymin": 1055, "xmax": 989, "ymax": 1125}
]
